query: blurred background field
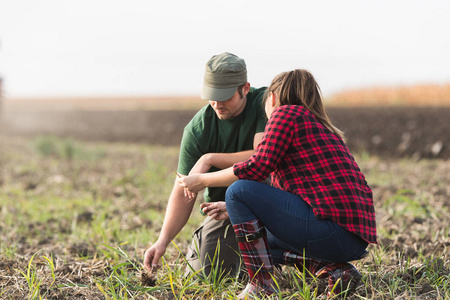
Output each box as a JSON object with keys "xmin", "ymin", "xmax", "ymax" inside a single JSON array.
[{"xmin": 1, "ymin": 83, "xmax": 449, "ymax": 159}]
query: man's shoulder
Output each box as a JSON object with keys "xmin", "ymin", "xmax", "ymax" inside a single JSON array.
[
  {"xmin": 248, "ymin": 87, "xmax": 267, "ymax": 101},
  {"xmin": 245, "ymin": 87, "xmax": 267, "ymax": 118},
  {"xmin": 185, "ymin": 104, "xmax": 215, "ymax": 132},
  {"xmin": 245, "ymin": 87, "xmax": 267, "ymax": 112}
]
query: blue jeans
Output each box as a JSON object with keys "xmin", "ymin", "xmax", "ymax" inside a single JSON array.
[{"xmin": 225, "ymin": 180, "xmax": 368, "ymax": 264}]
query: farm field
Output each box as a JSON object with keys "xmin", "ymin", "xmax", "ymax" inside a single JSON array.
[
  {"xmin": 0, "ymin": 89, "xmax": 449, "ymax": 298},
  {"xmin": 0, "ymin": 134, "xmax": 448, "ymax": 299}
]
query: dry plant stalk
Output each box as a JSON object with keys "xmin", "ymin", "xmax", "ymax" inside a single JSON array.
[{"xmin": 328, "ymin": 83, "xmax": 450, "ymax": 106}]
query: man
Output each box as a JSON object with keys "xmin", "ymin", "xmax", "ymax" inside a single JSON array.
[{"xmin": 144, "ymin": 52, "xmax": 267, "ymax": 278}]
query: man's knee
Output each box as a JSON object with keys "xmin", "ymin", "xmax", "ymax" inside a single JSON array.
[{"xmin": 185, "ymin": 217, "xmax": 241, "ymax": 278}]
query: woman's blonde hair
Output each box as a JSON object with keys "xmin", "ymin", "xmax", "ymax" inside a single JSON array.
[{"xmin": 265, "ymin": 69, "xmax": 345, "ymax": 140}]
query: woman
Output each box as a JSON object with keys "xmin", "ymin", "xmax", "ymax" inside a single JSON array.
[{"xmin": 179, "ymin": 69, "xmax": 377, "ymax": 298}]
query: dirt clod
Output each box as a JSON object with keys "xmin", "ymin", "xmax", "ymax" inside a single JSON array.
[{"xmin": 140, "ymin": 271, "xmax": 157, "ymax": 286}]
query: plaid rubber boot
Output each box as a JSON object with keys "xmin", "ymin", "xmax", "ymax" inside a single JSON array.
[
  {"xmin": 316, "ymin": 262, "xmax": 362, "ymax": 297},
  {"xmin": 283, "ymin": 251, "xmax": 329, "ymax": 277},
  {"xmin": 233, "ymin": 219, "xmax": 277, "ymax": 298}
]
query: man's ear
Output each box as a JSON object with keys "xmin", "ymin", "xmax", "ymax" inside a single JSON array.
[{"xmin": 242, "ymin": 82, "xmax": 251, "ymax": 97}]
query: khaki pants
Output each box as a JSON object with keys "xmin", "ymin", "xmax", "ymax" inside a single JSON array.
[{"xmin": 184, "ymin": 216, "xmax": 242, "ymax": 279}]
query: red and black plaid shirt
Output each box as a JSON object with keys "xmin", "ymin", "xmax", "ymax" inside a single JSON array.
[{"xmin": 233, "ymin": 105, "xmax": 377, "ymax": 244}]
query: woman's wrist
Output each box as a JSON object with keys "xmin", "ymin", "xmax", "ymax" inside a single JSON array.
[{"xmin": 200, "ymin": 173, "xmax": 209, "ymax": 188}]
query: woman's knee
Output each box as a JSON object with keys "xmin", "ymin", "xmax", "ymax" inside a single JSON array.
[
  {"xmin": 226, "ymin": 180, "xmax": 245, "ymax": 198},
  {"xmin": 226, "ymin": 180, "xmax": 256, "ymax": 211}
]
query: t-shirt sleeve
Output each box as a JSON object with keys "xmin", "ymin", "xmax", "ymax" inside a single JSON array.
[{"xmin": 177, "ymin": 128, "xmax": 203, "ymax": 175}]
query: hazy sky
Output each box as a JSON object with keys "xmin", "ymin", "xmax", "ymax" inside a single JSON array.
[{"xmin": 0, "ymin": 0, "xmax": 449, "ymax": 98}]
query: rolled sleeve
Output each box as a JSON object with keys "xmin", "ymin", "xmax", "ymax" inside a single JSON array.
[{"xmin": 233, "ymin": 160, "xmax": 263, "ymax": 181}]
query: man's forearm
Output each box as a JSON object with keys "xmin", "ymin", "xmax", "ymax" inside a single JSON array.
[{"xmin": 156, "ymin": 181, "xmax": 196, "ymax": 246}]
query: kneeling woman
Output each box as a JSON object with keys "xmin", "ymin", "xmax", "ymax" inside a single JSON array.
[{"xmin": 179, "ymin": 69, "xmax": 377, "ymax": 298}]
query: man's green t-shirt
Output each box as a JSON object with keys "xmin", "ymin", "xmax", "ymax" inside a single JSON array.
[{"xmin": 177, "ymin": 87, "xmax": 267, "ymax": 203}]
